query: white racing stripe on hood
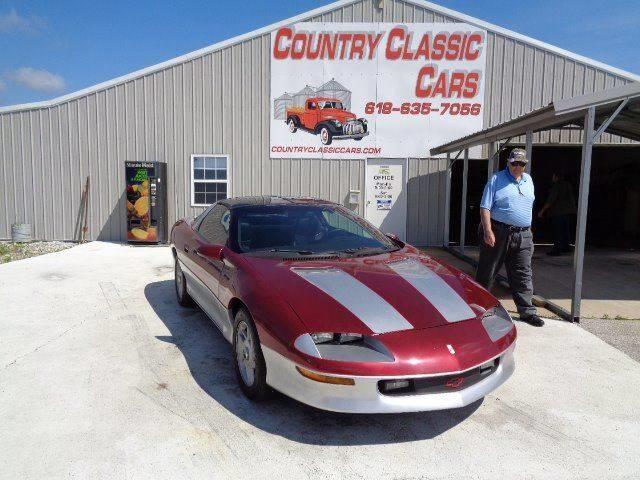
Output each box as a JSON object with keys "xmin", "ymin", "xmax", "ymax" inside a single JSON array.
[
  {"xmin": 291, "ymin": 268, "xmax": 413, "ymax": 334},
  {"xmin": 387, "ymin": 258, "xmax": 475, "ymax": 323}
]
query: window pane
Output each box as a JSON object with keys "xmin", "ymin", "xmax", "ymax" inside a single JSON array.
[
  {"xmin": 205, "ymin": 170, "xmax": 216, "ymax": 180},
  {"xmin": 205, "ymin": 157, "xmax": 216, "ymax": 169},
  {"xmin": 198, "ymin": 204, "xmax": 230, "ymax": 245},
  {"xmin": 216, "ymin": 169, "xmax": 227, "ymax": 180},
  {"xmin": 205, "ymin": 193, "xmax": 217, "ymax": 204},
  {"xmin": 194, "ymin": 157, "xmax": 205, "ymax": 169},
  {"xmin": 215, "ymin": 157, "xmax": 227, "ymax": 169},
  {"xmin": 194, "ymin": 169, "xmax": 204, "ymax": 180},
  {"xmin": 205, "ymin": 183, "xmax": 216, "ymax": 193},
  {"xmin": 194, "ymin": 193, "xmax": 206, "ymax": 205},
  {"xmin": 195, "ymin": 182, "xmax": 206, "ymax": 193},
  {"xmin": 219, "ymin": 183, "xmax": 227, "ymax": 195}
]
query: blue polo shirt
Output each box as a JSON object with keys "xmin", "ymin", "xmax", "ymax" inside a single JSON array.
[{"xmin": 480, "ymin": 168, "xmax": 535, "ymax": 228}]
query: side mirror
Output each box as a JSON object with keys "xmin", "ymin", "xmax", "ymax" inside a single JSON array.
[{"xmin": 198, "ymin": 244, "xmax": 224, "ymax": 260}]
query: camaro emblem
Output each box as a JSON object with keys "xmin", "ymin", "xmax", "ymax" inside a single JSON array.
[
  {"xmin": 445, "ymin": 377, "xmax": 465, "ymax": 389},
  {"xmin": 447, "ymin": 344, "xmax": 456, "ymax": 355}
]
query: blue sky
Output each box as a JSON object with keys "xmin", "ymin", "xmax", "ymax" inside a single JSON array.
[{"xmin": 1, "ymin": 0, "xmax": 638, "ymax": 107}]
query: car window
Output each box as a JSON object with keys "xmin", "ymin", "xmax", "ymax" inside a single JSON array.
[
  {"xmin": 198, "ymin": 204, "xmax": 230, "ymax": 245},
  {"xmin": 308, "ymin": 101, "xmax": 316, "ymax": 109}
]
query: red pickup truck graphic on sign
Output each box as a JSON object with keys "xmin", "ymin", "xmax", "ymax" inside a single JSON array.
[{"xmin": 286, "ymin": 97, "xmax": 369, "ymax": 145}]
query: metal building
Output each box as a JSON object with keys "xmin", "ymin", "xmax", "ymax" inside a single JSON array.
[
  {"xmin": 273, "ymin": 93, "xmax": 293, "ymax": 120},
  {"xmin": 1, "ymin": 0, "xmax": 638, "ymax": 243},
  {"xmin": 292, "ymin": 85, "xmax": 317, "ymax": 108},
  {"xmin": 316, "ymin": 78, "xmax": 352, "ymax": 111}
]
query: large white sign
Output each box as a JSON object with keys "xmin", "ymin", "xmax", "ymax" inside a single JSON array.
[{"xmin": 270, "ymin": 23, "xmax": 487, "ymax": 159}]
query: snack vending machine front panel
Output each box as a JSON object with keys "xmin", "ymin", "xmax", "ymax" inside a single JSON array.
[{"xmin": 125, "ymin": 161, "xmax": 167, "ymax": 243}]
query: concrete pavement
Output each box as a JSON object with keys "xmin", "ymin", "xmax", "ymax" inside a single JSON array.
[{"xmin": 1, "ymin": 242, "xmax": 639, "ymax": 479}]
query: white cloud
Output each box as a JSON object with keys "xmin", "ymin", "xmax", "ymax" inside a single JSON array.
[
  {"xmin": 7, "ymin": 67, "xmax": 66, "ymax": 92},
  {"xmin": 0, "ymin": 8, "xmax": 46, "ymax": 34}
]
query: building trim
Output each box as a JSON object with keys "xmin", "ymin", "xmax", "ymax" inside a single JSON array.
[{"xmin": 1, "ymin": 0, "xmax": 638, "ymax": 114}]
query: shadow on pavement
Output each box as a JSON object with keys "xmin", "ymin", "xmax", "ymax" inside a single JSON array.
[{"xmin": 144, "ymin": 279, "xmax": 482, "ymax": 446}]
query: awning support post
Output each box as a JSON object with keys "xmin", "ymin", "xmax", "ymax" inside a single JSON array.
[
  {"xmin": 487, "ymin": 142, "xmax": 495, "ymax": 179},
  {"xmin": 571, "ymin": 106, "xmax": 596, "ymax": 323},
  {"xmin": 525, "ymin": 130, "xmax": 533, "ymax": 171},
  {"xmin": 460, "ymin": 148, "xmax": 469, "ymax": 253},
  {"xmin": 443, "ymin": 152, "xmax": 451, "ymax": 247}
]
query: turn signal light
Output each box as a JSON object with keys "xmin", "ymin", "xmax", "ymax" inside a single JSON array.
[{"xmin": 296, "ymin": 366, "xmax": 355, "ymax": 386}]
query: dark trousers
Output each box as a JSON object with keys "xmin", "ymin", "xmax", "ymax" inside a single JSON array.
[
  {"xmin": 475, "ymin": 222, "xmax": 537, "ymax": 318},
  {"xmin": 551, "ymin": 214, "xmax": 571, "ymax": 252}
]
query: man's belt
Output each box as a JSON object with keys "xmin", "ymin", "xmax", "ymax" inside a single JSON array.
[{"xmin": 491, "ymin": 219, "xmax": 530, "ymax": 232}]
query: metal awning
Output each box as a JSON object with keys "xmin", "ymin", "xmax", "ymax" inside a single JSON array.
[
  {"xmin": 431, "ymin": 82, "xmax": 640, "ymax": 323},
  {"xmin": 430, "ymin": 82, "xmax": 640, "ymax": 155}
]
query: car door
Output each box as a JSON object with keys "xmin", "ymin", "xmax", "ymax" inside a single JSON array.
[
  {"xmin": 190, "ymin": 203, "xmax": 233, "ymax": 337},
  {"xmin": 302, "ymin": 100, "xmax": 319, "ymax": 129}
]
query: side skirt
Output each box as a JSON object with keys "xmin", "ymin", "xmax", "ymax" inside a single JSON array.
[{"xmin": 179, "ymin": 260, "xmax": 233, "ymax": 343}]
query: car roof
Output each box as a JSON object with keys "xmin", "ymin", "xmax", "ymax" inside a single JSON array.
[
  {"xmin": 309, "ymin": 97, "xmax": 341, "ymax": 103},
  {"xmin": 219, "ymin": 196, "xmax": 338, "ymax": 209}
]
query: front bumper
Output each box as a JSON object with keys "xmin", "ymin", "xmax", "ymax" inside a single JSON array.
[
  {"xmin": 263, "ymin": 343, "xmax": 515, "ymax": 414},
  {"xmin": 333, "ymin": 132, "xmax": 369, "ymax": 140}
]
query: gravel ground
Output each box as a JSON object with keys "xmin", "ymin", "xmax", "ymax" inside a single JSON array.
[
  {"xmin": 580, "ymin": 318, "xmax": 640, "ymax": 363},
  {"xmin": 0, "ymin": 241, "xmax": 76, "ymax": 264}
]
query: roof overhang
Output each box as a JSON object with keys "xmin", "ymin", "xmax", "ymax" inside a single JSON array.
[{"xmin": 430, "ymin": 82, "xmax": 640, "ymax": 155}]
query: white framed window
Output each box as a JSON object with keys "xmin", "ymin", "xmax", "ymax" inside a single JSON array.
[{"xmin": 190, "ymin": 154, "xmax": 231, "ymax": 207}]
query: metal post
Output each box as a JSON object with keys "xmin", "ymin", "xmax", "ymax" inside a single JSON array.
[
  {"xmin": 487, "ymin": 142, "xmax": 495, "ymax": 179},
  {"xmin": 571, "ymin": 106, "xmax": 595, "ymax": 322},
  {"xmin": 443, "ymin": 152, "xmax": 451, "ymax": 247},
  {"xmin": 525, "ymin": 130, "xmax": 533, "ymax": 172},
  {"xmin": 460, "ymin": 148, "xmax": 469, "ymax": 253}
]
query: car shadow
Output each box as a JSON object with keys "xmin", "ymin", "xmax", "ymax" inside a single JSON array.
[{"xmin": 144, "ymin": 280, "xmax": 482, "ymax": 446}]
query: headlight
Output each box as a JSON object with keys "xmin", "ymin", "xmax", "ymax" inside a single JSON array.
[
  {"xmin": 330, "ymin": 120, "xmax": 342, "ymax": 127},
  {"xmin": 310, "ymin": 332, "xmax": 362, "ymax": 344},
  {"xmin": 358, "ymin": 117, "xmax": 367, "ymax": 124},
  {"xmin": 294, "ymin": 333, "xmax": 394, "ymax": 363},
  {"xmin": 481, "ymin": 305, "xmax": 514, "ymax": 342}
]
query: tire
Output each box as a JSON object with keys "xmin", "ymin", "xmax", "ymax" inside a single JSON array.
[
  {"xmin": 288, "ymin": 118, "xmax": 297, "ymax": 133},
  {"xmin": 233, "ymin": 308, "xmax": 272, "ymax": 401},
  {"xmin": 320, "ymin": 126, "xmax": 333, "ymax": 145},
  {"xmin": 174, "ymin": 258, "xmax": 194, "ymax": 307},
  {"xmin": 354, "ymin": 137, "xmax": 362, "ymax": 141}
]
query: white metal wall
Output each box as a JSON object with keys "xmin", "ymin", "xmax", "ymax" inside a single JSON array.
[{"xmin": 0, "ymin": 0, "xmax": 634, "ymax": 243}]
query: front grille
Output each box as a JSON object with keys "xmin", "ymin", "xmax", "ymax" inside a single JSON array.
[
  {"xmin": 344, "ymin": 121, "xmax": 364, "ymax": 135},
  {"xmin": 378, "ymin": 357, "xmax": 499, "ymax": 396}
]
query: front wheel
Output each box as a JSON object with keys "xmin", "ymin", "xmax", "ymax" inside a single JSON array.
[
  {"xmin": 320, "ymin": 127, "xmax": 333, "ymax": 145},
  {"xmin": 233, "ymin": 308, "xmax": 272, "ymax": 401}
]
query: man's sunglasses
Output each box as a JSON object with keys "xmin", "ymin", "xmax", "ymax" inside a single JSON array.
[{"xmin": 510, "ymin": 161, "xmax": 527, "ymax": 167}]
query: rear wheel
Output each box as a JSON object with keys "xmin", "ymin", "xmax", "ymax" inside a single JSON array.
[
  {"xmin": 233, "ymin": 308, "xmax": 272, "ymax": 400},
  {"xmin": 174, "ymin": 258, "xmax": 194, "ymax": 307},
  {"xmin": 320, "ymin": 127, "xmax": 333, "ymax": 145}
]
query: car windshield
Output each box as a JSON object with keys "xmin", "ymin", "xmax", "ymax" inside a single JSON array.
[
  {"xmin": 321, "ymin": 101, "xmax": 343, "ymax": 109},
  {"xmin": 234, "ymin": 205, "xmax": 397, "ymax": 257}
]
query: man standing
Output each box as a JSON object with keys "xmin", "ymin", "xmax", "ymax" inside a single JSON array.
[
  {"xmin": 538, "ymin": 171, "xmax": 576, "ymax": 256},
  {"xmin": 476, "ymin": 148, "xmax": 544, "ymax": 327}
]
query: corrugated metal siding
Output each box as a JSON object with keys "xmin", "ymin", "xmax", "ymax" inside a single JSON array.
[{"xmin": 0, "ymin": 0, "xmax": 636, "ymax": 244}]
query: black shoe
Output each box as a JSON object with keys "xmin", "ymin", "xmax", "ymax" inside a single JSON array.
[{"xmin": 521, "ymin": 314, "xmax": 545, "ymax": 327}]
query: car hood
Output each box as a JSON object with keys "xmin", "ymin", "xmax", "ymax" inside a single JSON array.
[
  {"xmin": 245, "ymin": 250, "xmax": 496, "ymax": 336},
  {"xmin": 322, "ymin": 109, "xmax": 357, "ymax": 123}
]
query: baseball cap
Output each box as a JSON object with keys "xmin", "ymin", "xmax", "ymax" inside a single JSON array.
[{"xmin": 508, "ymin": 148, "xmax": 528, "ymax": 164}]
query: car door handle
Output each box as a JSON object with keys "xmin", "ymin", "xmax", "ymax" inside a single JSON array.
[{"xmin": 195, "ymin": 249, "xmax": 221, "ymax": 269}]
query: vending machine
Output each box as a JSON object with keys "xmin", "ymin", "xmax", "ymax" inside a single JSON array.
[{"xmin": 125, "ymin": 161, "xmax": 168, "ymax": 244}]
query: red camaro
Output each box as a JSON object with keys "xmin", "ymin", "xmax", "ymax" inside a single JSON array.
[{"xmin": 171, "ymin": 196, "xmax": 516, "ymax": 413}]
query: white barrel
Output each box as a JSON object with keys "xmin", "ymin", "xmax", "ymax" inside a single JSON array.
[{"xmin": 11, "ymin": 223, "xmax": 32, "ymax": 242}]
